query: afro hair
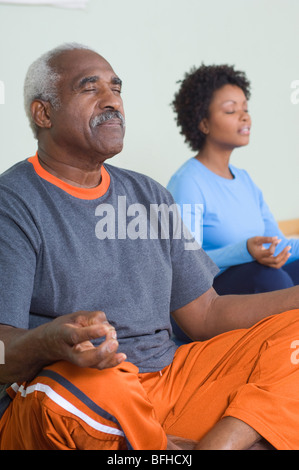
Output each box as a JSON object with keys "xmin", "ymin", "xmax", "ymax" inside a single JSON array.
[{"xmin": 172, "ymin": 64, "xmax": 251, "ymax": 151}]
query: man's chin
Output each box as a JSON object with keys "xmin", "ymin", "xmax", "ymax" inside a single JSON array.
[
  {"xmin": 94, "ymin": 128, "xmax": 125, "ymax": 156},
  {"xmin": 95, "ymin": 142, "xmax": 124, "ymax": 163}
]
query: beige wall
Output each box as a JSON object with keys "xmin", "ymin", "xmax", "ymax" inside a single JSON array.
[{"xmin": 0, "ymin": 0, "xmax": 298, "ymax": 220}]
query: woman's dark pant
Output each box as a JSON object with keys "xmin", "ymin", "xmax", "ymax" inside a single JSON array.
[{"xmin": 172, "ymin": 259, "xmax": 299, "ymax": 343}]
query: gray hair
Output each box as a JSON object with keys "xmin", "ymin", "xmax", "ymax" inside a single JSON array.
[{"xmin": 24, "ymin": 42, "xmax": 94, "ymax": 138}]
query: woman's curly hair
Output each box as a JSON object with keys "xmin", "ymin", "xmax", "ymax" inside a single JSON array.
[{"xmin": 172, "ymin": 64, "xmax": 251, "ymax": 152}]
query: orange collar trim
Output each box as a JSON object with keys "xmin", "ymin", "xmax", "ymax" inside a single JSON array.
[{"xmin": 28, "ymin": 152, "xmax": 110, "ymax": 200}]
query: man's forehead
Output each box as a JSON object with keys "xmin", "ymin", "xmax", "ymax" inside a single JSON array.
[{"xmin": 52, "ymin": 49, "xmax": 118, "ymax": 83}]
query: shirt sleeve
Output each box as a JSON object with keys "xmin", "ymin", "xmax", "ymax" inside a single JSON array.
[
  {"xmin": 168, "ymin": 172, "xmax": 253, "ymax": 271},
  {"xmin": 179, "ymin": 199, "xmax": 253, "ymax": 271},
  {"xmin": 205, "ymin": 241, "xmax": 254, "ymax": 270},
  {"xmin": 168, "ymin": 202, "xmax": 219, "ymax": 312},
  {"xmin": 0, "ymin": 194, "xmax": 38, "ymax": 329}
]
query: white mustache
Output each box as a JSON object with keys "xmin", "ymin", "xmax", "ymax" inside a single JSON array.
[{"xmin": 91, "ymin": 111, "xmax": 125, "ymax": 128}]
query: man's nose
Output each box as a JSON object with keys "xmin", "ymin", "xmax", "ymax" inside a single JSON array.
[{"xmin": 97, "ymin": 87, "xmax": 122, "ymax": 111}]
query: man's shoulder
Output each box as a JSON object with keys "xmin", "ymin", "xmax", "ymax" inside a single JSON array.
[
  {"xmin": 0, "ymin": 158, "xmax": 33, "ymax": 187},
  {"xmin": 0, "ymin": 159, "xmax": 40, "ymax": 217}
]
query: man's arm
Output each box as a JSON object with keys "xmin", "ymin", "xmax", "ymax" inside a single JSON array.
[
  {"xmin": 0, "ymin": 310, "xmax": 127, "ymax": 384},
  {"xmin": 171, "ymin": 286, "xmax": 299, "ymax": 341}
]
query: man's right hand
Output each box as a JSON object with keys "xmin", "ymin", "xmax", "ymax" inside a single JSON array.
[
  {"xmin": 0, "ymin": 310, "xmax": 126, "ymax": 384},
  {"xmin": 42, "ymin": 310, "xmax": 127, "ymax": 370}
]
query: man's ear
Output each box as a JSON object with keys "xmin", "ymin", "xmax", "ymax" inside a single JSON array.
[
  {"xmin": 30, "ymin": 100, "xmax": 52, "ymax": 131},
  {"xmin": 198, "ymin": 118, "xmax": 209, "ymax": 135}
]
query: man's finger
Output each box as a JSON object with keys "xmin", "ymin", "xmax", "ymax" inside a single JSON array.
[
  {"xmin": 63, "ymin": 321, "xmax": 116, "ymax": 346},
  {"xmin": 70, "ymin": 338, "xmax": 126, "ymax": 369},
  {"xmin": 69, "ymin": 310, "xmax": 108, "ymax": 327}
]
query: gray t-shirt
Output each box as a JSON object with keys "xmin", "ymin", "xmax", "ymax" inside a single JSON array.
[{"xmin": 0, "ymin": 155, "xmax": 218, "ymax": 372}]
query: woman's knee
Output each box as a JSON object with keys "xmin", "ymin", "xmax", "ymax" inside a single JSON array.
[
  {"xmin": 214, "ymin": 262, "xmax": 294, "ymax": 295},
  {"xmin": 283, "ymin": 259, "xmax": 299, "ymax": 285},
  {"xmin": 251, "ymin": 265, "xmax": 294, "ymax": 292}
]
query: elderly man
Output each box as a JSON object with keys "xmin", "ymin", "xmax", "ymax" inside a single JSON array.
[{"xmin": 0, "ymin": 43, "xmax": 299, "ymax": 450}]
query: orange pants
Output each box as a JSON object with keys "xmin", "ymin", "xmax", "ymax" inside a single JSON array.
[{"xmin": 1, "ymin": 309, "xmax": 299, "ymax": 450}]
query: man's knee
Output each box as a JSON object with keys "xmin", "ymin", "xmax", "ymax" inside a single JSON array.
[
  {"xmin": 0, "ymin": 360, "xmax": 141, "ymax": 450},
  {"xmin": 39, "ymin": 360, "xmax": 140, "ymax": 404}
]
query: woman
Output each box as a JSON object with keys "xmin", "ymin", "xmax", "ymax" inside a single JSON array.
[{"xmin": 167, "ymin": 65, "xmax": 299, "ymax": 339}]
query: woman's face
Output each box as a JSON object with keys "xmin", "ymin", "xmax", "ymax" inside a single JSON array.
[{"xmin": 199, "ymin": 84, "xmax": 251, "ymax": 150}]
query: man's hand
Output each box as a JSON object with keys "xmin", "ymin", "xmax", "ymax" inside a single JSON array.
[
  {"xmin": 42, "ymin": 310, "xmax": 127, "ymax": 370},
  {"xmin": 247, "ymin": 236, "xmax": 291, "ymax": 269},
  {"xmin": 0, "ymin": 310, "xmax": 127, "ymax": 384}
]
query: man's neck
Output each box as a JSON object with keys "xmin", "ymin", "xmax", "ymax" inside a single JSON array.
[{"xmin": 37, "ymin": 147, "xmax": 103, "ymax": 189}]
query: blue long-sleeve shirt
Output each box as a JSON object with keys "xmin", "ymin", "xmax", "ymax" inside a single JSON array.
[{"xmin": 167, "ymin": 158, "xmax": 299, "ymax": 273}]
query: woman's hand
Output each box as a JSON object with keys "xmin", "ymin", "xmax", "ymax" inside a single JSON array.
[{"xmin": 247, "ymin": 236, "xmax": 291, "ymax": 268}]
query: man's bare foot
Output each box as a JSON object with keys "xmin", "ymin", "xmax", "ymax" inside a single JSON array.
[
  {"xmin": 167, "ymin": 434, "xmax": 198, "ymax": 450},
  {"xmin": 248, "ymin": 439, "xmax": 275, "ymax": 450},
  {"xmin": 194, "ymin": 417, "xmax": 262, "ymax": 450},
  {"xmin": 166, "ymin": 419, "xmax": 275, "ymax": 451}
]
